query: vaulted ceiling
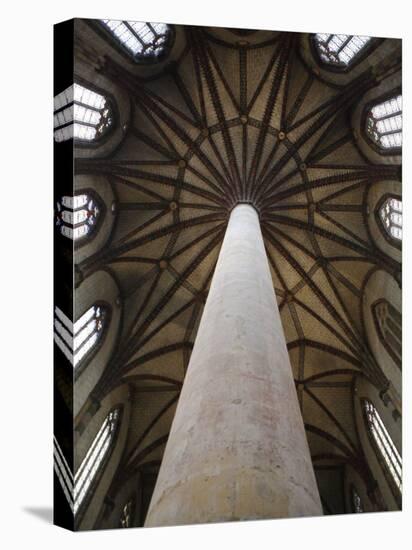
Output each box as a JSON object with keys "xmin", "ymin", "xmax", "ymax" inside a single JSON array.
[{"xmin": 75, "ymin": 25, "xmax": 401, "ymax": 516}]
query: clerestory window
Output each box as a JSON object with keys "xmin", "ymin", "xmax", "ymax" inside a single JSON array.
[
  {"xmin": 314, "ymin": 34, "xmax": 371, "ymax": 68},
  {"xmin": 55, "ymin": 194, "xmax": 100, "ymax": 241},
  {"xmin": 54, "ymin": 305, "xmax": 107, "ymax": 368},
  {"xmin": 379, "ymin": 197, "xmax": 402, "ymax": 242},
  {"xmin": 54, "ymin": 83, "xmax": 113, "ymax": 143},
  {"xmin": 100, "ymin": 20, "xmax": 171, "ymax": 62},
  {"xmin": 74, "ymin": 408, "xmax": 121, "ymax": 515},
  {"xmin": 366, "ymin": 95, "xmax": 402, "ymax": 150},
  {"xmin": 362, "ymin": 399, "xmax": 402, "ymax": 500}
]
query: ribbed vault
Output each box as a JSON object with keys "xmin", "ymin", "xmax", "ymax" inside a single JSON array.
[{"xmin": 74, "ymin": 25, "xmax": 401, "ymax": 519}]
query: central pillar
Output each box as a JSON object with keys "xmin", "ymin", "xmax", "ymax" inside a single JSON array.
[{"xmin": 145, "ymin": 204, "xmax": 322, "ymax": 526}]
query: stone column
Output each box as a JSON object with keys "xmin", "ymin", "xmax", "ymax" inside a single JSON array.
[{"xmin": 145, "ymin": 204, "xmax": 322, "ymax": 526}]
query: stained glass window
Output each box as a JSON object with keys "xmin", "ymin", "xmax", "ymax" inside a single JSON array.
[
  {"xmin": 379, "ymin": 197, "xmax": 402, "ymax": 241},
  {"xmin": 54, "ymin": 305, "xmax": 106, "ymax": 368},
  {"xmin": 54, "ymin": 83, "xmax": 113, "ymax": 142},
  {"xmin": 55, "ymin": 194, "xmax": 100, "ymax": 241},
  {"xmin": 101, "ymin": 20, "xmax": 170, "ymax": 61},
  {"xmin": 372, "ymin": 299, "xmax": 402, "ymax": 368},
  {"xmin": 363, "ymin": 399, "xmax": 402, "ymax": 494},
  {"xmin": 366, "ymin": 95, "xmax": 402, "ymax": 150},
  {"xmin": 314, "ymin": 34, "xmax": 371, "ymax": 67},
  {"xmin": 74, "ymin": 409, "xmax": 120, "ymax": 515}
]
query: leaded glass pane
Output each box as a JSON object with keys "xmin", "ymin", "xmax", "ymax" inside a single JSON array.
[
  {"xmin": 74, "ymin": 409, "xmax": 120, "ymax": 514},
  {"xmin": 363, "ymin": 399, "xmax": 402, "ymax": 492},
  {"xmin": 366, "ymin": 95, "xmax": 402, "ymax": 150},
  {"xmin": 56, "ymin": 194, "xmax": 100, "ymax": 242},
  {"xmin": 101, "ymin": 20, "xmax": 170, "ymax": 61},
  {"xmin": 54, "ymin": 83, "xmax": 112, "ymax": 143},
  {"xmin": 54, "ymin": 305, "xmax": 106, "ymax": 368},
  {"xmin": 314, "ymin": 34, "xmax": 371, "ymax": 67},
  {"xmin": 379, "ymin": 197, "xmax": 402, "ymax": 241}
]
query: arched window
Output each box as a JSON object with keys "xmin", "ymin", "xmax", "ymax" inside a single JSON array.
[
  {"xmin": 54, "ymin": 304, "xmax": 107, "ymax": 368},
  {"xmin": 372, "ymin": 299, "xmax": 401, "ymax": 369},
  {"xmin": 54, "ymin": 83, "xmax": 113, "ymax": 143},
  {"xmin": 54, "ymin": 436, "xmax": 74, "ymax": 511},
  {"xmin": 350, "ymin": 485, "xmax": 363, "ymax": 513},
  {"xmin": 379, "ymin": 196, "xmax": 402, "ymax": 241},
  {"xmin": 362, "ymin": 399, "xmax": 402, "ymax": 501},
  {"xmin": 100, "ymin": 20, "xmax": 171, "ymax": 62},
  {"xmin": 74, "ymin": 408, "xmax": 121, "ymax": 515},
  {"xmin": 314, "ymin": 34, "xmax": 371, "ymax": 68},
  {"xmin": 366, "ymin": 95, "xmax": 402, "ymax": 150},
  {"xmin": 56, "ymin": 194, "xmax": 100, "ymax": 241}
]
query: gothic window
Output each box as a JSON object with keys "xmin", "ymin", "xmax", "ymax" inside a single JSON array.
[
  {"xmin": 372, "ymin": 299, "xmax": 401, "ymax": 369},
  {"xmin": 55, "ymin": 194, "xmax": 100, "ymax": 241},
  {"xmin": 366, "ymin": 95, "xmax": 402, "ymax": 150},
  {"xmin": 350, "ymin": 485, "xmax": 363, "ymax": 513},
  {"xmin": 54, "ymin": 83, "xmax": 113, "ymax": 143},
  {"xmin": 379, "ymin": 197, "xmax": 402, "ymax": 241},
  {"xmin": 100, "ymin": 20, "xmax": 171, "ymax": 61},
  {"xmin": 119, "ymin": 499, "xmax": 135, "ymax": 528},
  {"xmin": 362, "ymin": 399, "xmax": 402, "ymax": 498},
  {"xmin": 54, "ymin": 436, "xmax": 74, "ymax": 511},
  {"xmin": 54, "ymin": 305, "xmax": 107, "ymax": 368},
  {"xmin": 314, "ymin": 34, "xmax": 371, "ymax": 68},
  {"xmin": 74, "ymin": 408, "xmax": 121, "ymax": 515}
]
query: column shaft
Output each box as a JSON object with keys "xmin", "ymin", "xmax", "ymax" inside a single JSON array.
[{"xmin": 145, "ymin": 204, "xmax": 322, "ymax": 526}]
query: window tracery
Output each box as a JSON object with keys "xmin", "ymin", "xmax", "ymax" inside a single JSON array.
[
  {"xmin": 314, "ymin": 34, "xmax": 371, "ymax": 68},
  {"xmin": 54, "ymin": 305, "xmax": 107, "ymax": 368},
  {"xmin": 379, "ymin": 197, "xmax": 402, "ymax": 241},
  {"xmin": 74, "ymin": 408, "xmax": 121, "ymax": 515},
  {"xmin": 54, "ymin": 83, "xmax": 112, "ymax": 142},
  {"xmin": 362, "ymin": 399, "xmax": 402, "ymax": 497},
  {"xmin": 101, "ymin": 20, "xmax": 171, "ymax": 61},
  {"xmin": 55, "ymin": 194, "xmax": 100, "ymax": 241},
  {"xmin": 366, "ymin": 95, "xmax": 402, "ymax": 150},
  {"xmin": 372, "ymin": 299, "xmax": 401, "ymax": 369}
]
